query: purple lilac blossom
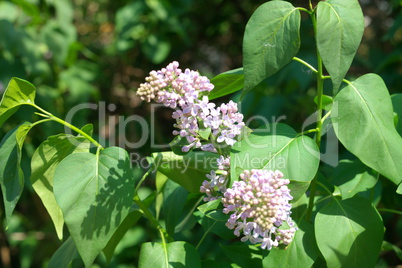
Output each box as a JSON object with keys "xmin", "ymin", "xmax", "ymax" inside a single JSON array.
[
  {"xmin": 137, "ymin": 61, "xmax": 245, "ymax": 152},
  {"xmin": 221, "ymin": 169, "xmax": 296, "ymax": 250},
  {"xmin": 200, "ymin": 155, "xmax": 230, "ymax": 201}
]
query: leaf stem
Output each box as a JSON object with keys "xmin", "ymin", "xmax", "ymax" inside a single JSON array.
[
  {"xmin": 306, "ymin": 10, "xmax": 324, "ymax": 222},
  {"xmin": 296, "ymin": 7, "xmax": 312, "ymax": 14},
  {"xmin": 32, "ymin": 104, "xmax": 103, "ymax": 149},
  {"xmin": 135, "ymin": 165, "xmax": 155, "ymax": 194},
  {"xmin": 323, "ymin": 75, "xmax": 353, "ymax": 89},
  {"xmin": 195, "ymin": 221, "xmax": 217, "ymax": 250},
  {"xmin": 133, "ymin": 194, "xmax": 173, "ymax": 243},
  {"xmin": 298, "ymin": 128, "xmax": 319, "ymax": 136},
  {"xmin": 159, "ymin": 228, "xmax": 169, "ymax": 266},
  {"xmin": 133, "ymin": 167, "xmax": 173, "ymax": 244},
  {"xmin": 321, "ymin": 111, "xmax": 331, "ymax": 124},
  {"xmin": 292, "ymin": 57, "xmax": 318, "ymax": 74},
  {"xmin": 377, "ymin": 208, "xmax": 402, "ymax": 216}
]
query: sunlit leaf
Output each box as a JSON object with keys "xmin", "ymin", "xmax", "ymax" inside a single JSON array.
[
  {"xmin": 54, "ymin": 147, "xmax": 135, "ymax": 267},
  {"xmin": 288, "ymin": 180, "xmax": 311, "ymax": 202},
  {"xmin": 263, "ymin": 221, "xmax": 318, "ymax": 267},
  {"xmin": 332, "ymin": 74, "xmax": 402, "ymax": 185},
  {"xmin": 138, "ymin": 241, "xmax": 201, "ymax": 268},
  {"xmin": 0, "ymin": 77, "xmax": 36, "ymax": 128},
  {"xmin": 30, "ymin": 134, "xmax": 91, "ymax": 240},
  {"xmin": 391, "ymin": 93, "xmax": 402, "ymax": 136},
  {"xmin": 315, "ymin": 196, "xmax": 384, "ymax": 268},
  {"xmin": 0, "ymin": 124, "xmax": 28, "ymax": 226},
  {"xmin": 243, "ymin": 1, "xmax": 300, "ymax": 94},
  {"xmin": 221, "ymin": 243, "xmax": 263, "ymax": 268},
  {"xmin": 209, "ymin": 68, "xmax": 244, "ymax": 100},
  {"xmin": 193, "ymin": 210, "xmax": 233, "ymax": 240},
  {"xmin": 103, "ymin": 210, "xmax": 142, "ymax": 264},
  {"xmin": 230, "ymin": 123, "xmax": 319, "ymax": 183},
  {"xmin": 152, "ymin": 151, "xmax": 219, "ymax": 193},
  {"xmin": 163, "ymin": 179, "xmax": 188, "ymax": 236},
  {"xmin": 331, "ymin": 159, "xmax": 378, "ymax": 200},
  {"xmin": 316, "ymin": 0, "xmax": 364, "ymax": 93}
]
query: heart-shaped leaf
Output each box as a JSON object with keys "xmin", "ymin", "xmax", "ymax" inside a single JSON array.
[{"xmin": 54, "ymin": 147, "xmax": 135, "ymax": 267}]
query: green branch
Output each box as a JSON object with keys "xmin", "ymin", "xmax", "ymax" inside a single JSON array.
[
  {"xmin": 306, "ymin": 8, "xmax": 325, "ymax": 222},
  {"xmin": 32, "ymin": 104, "xmax": 103, "ymax": 149}
]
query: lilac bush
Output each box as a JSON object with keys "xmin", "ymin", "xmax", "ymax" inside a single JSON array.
[{"xmin": 0, "ymin": 0, "xmax": 399, "ymax": 267}]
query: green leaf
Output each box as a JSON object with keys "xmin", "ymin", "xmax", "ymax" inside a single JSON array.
[
  {"xmin": 198, "ymin": 127, "xmax": 211, "ymax": 140},
  {"xmin": 201, "ymin": 260, "xmax": 232, "ymax": 268},
  {"xmin": 163, "ymin": 179, "xmax": 188, "ymax": 235},
  {"xmin": 263, "ymin": 221, "xmax": 318, "ymax": 268},
  {"xmin": 193, "ymin": 210, "xmax": 234, "ymax": 240},
  {"xmin": 48, "ymin": 236, "xmax": 80, "ymax": 268},
  {"xmin": 382, "ymin": 241, "xmax": 402, "ymax": 262},
  {"xmin": 54, "ymin": 147, "xmax": 135, "ymax": 267},
  {"xmin": 314, "ymin": 95, "xmax": 333, "ymax": 111},
  {"xmin": 243, "ymin": 1, "xmax": 300, "ymax": 94},
  {"xmin": 155, "ymin": 171, "xmax": 168, "ymax": 219},
  {"xmin": 220, "ymin": 243, "xmax": 263, "ymax": 268},
  {"xmin": 316, "ymin": 0, "xmax": 364, "ymax": 93},
  {"xmin": 30, "ymin": 134, "xmax": 90, "ymax": 240},
  {"xmin": 138, "ymin": 241, "xmax": 201, "ymax": 268},
  {"xmin": 398, "ymin": 183, "xmax": 402, "ymax": 195},
  {"xmin": 152, "ymin": 151, "xmax": 219, "ymax": 193},
  {"xmin": 0, "ymin": 124, "xmax": 26, "ymax": 226},
  {"xmin": 315, "ymin": 196, "xmax": 384, "ymax": 268},
  {"xmin": 230, "ymin": 123, "xmax": 320, "ymax": 183},
  {"xmin": 197, "ymin": 199, "xmax": 228, "ymax": 222},
  {"xmin": 288, "ymin": 180, "xmax": 310, "ymax": 202},
  {"xmin": 209, "ymin": 68, "xmax": 244, "ymax": 100},
  {"xmin": 332, "ymin": 159, "xmax": 378, "ymax": 200},
  {"xmin": 102, "ymin": 210, "xmax": 142, "ymax": 264},
  {"xmin": 80, "ymin": 123, "xmax": 94, "ymax": 137},
  {"xmin": 197, "ymin": 199, "xmax": 221, "ymax": 214},
  {"xmin": 391, "ymin": 93, "xmax": 402, "ymax": 136},
  {"xmin": 15, "ymin": 122, "xmax": 34, "ymax": 149},
  {"xmin": 0, "ymin": 77, "xmax": 36, "ymax": 128},
  {"xmin": 332, "ymin": 74, "xmax": 402, "ymax": 185}
]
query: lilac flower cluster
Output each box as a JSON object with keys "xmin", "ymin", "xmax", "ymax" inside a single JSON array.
[
  {"xmin": 200, "ymin": 155, "xmax": 231, "ymax": 201},
  {"xmin": 138, "ymin": 62, "xmax": 296, "ymax": 250},
  {"xmin": 137, "ymin": 61, "xmax": 245, "ymax": 152},
  {"xmin": 221, "ymin": 169, "xmax": 296, "ymax": 250}
]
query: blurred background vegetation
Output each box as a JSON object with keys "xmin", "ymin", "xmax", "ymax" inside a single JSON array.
[{"xmin": 0, "ymin": 0, "xmax": 401, "ymax": 267}]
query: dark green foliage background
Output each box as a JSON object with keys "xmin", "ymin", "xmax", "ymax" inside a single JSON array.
[{"xmin": 0, "ymin": 0, "xmax": 401, "ymax": 267}]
